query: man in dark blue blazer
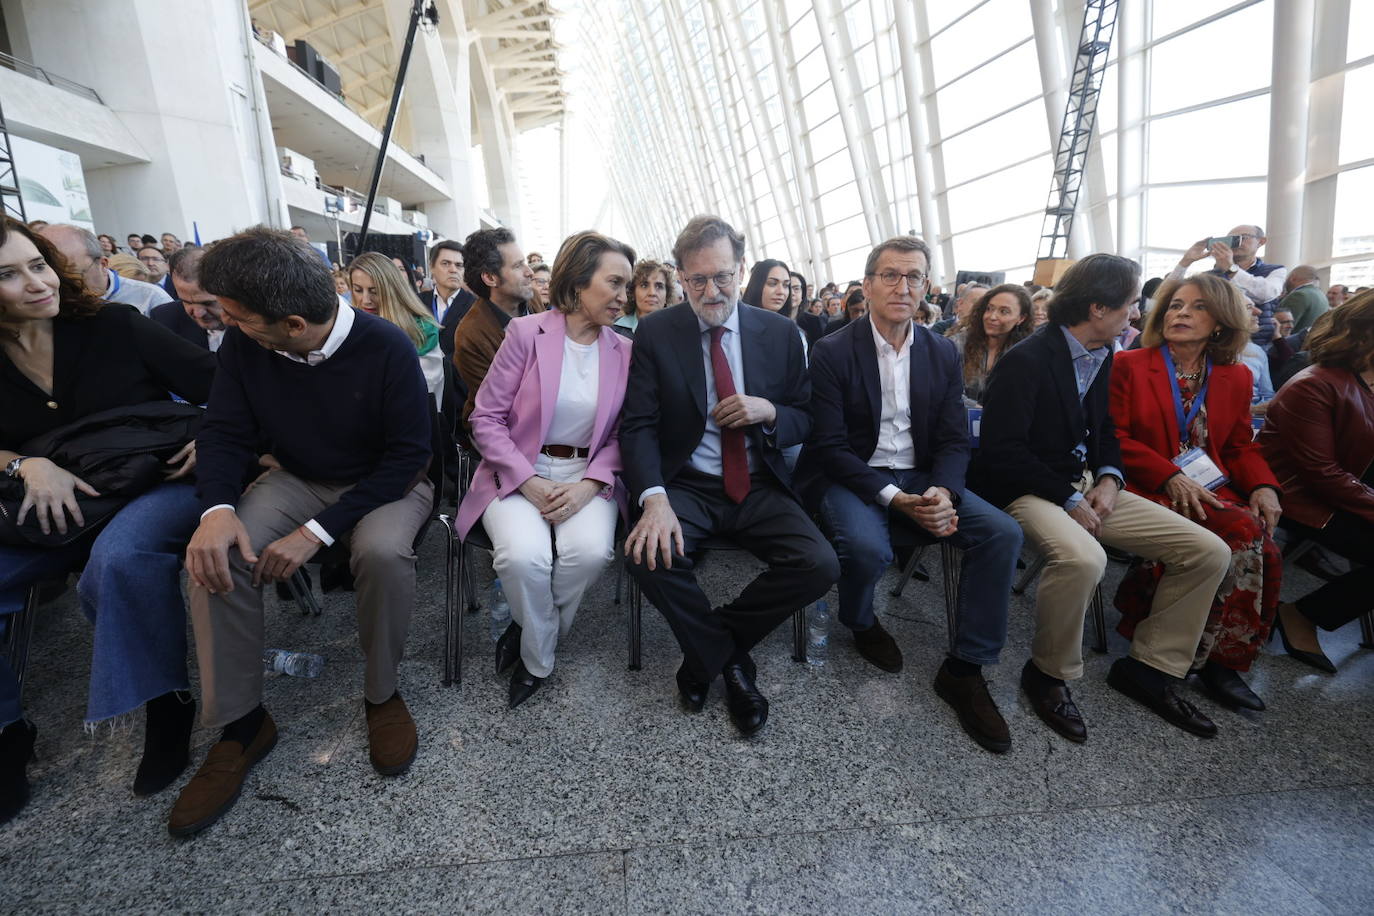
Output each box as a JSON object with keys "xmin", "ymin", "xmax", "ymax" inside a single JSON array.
[
  {"xmin": 795, "ymin": 236, "xmax": 1022, "ymax": 754},
  {"xmin": 621, "ymin": 216, "xmax": 839, "ymax": 737},
  {"xmin": 150, "ymin": 247, "xmax": 225, "ymax": 351}
]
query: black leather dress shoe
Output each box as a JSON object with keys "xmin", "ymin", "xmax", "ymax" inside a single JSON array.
[
  {"xmin": 853, "ymin": 620, "xmax": 903, "ymax": 673},
  {"xmin": 508, "ymin": 661, "xmax": 543, "ymax": 709},
  {"xmin": 1020, "ymin": 660, "xmax": 1087, "ymax": 743},
  {"xmin": 495, "ymin": 621, "xmax": 522, "ymax": 675},
  {"xmin": 722, "ymin": 663, "xmax": 768, "ymax": 736},
  {"xmin": 675, "ymin": 664, "xmax": 708, "ymax": 713},
  {"xmin": 1107, "ymin": 658, "xmax": 1217, "ymax": 738},
  {"xmin": 1198, "ymin": 661, "xmax": 1265, "ymax": 712}
]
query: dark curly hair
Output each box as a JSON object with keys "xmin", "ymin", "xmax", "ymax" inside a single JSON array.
[{"xmin": 0, "ymin": 217, "xmax": 104, "ymax": 320}]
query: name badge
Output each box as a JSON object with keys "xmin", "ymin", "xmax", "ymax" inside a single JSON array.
[
  {"xmin": 1173, "ymin": 447, "xmax": 1227, "ymax": 491},
  {"xmin": 967, "ymin": 407, "xmax": 982, "ymax": 449},
  {"xmin": 1251, "ymin": 416, "xmax": 1264, "ymax": 440}
]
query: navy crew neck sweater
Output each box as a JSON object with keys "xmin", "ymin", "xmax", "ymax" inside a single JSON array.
[{"xmin": 196, "ymin": 309, "xmax": 431, "ymax": 539}]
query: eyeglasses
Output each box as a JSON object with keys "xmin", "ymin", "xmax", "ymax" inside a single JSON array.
[
  {"xmin": 868, "ymin": 270, "xmax": 928, "ymax": 288},
  {"xmin": 682, "ymin": 271, "xmax": 737, "ymax": 293}
]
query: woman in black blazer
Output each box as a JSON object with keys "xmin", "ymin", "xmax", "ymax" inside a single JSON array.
[{"xmin": 0, "ymin": 219, "xmax": 215, "ymax": 823}]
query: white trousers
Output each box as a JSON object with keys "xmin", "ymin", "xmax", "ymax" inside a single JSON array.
[{"xmin": 481, "ymin": 454, "xmax": 617, "ymax": 677}]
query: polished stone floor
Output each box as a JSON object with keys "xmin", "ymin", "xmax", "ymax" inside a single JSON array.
[{"xmin": 1, "ymin": 531, "xmax": 1371, "ymax": 914}]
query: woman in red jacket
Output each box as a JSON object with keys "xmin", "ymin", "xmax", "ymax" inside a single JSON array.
[
  {"xmin": 1109, "ymin": 273, "xmax": 1282, "ymax": 711},
  {"xmin": 1259, "ymin": 292, "xmax": 1374, "ymax": 672}
]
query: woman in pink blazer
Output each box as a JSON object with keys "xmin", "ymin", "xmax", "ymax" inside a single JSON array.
[{"xmin": 456, "ymin": 231, "xmax": 635, "ymax": 708}]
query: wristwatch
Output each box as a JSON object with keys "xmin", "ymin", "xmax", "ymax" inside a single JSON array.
[{"xmin": 4, "ymin": 456, "xmax": 28, "ymax": 478}]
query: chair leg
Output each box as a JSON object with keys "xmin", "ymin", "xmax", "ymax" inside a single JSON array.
[
  {"xmin": 940, "ymin": 542, "xmax": 960, "ymax": 655},
  {"xmin": 462, "ymin": 544, "xmax": 480, "ymax": 613},
  {"xmin": 6, "ymin": 582, "xmax": 43, "ymax": 695},
  {"xmin": 614, "ymin": 559, "xmax": 623, "ymax": 606},
  {"xmin": 288, "ymin": 569, "xmax": 321, "ymax": 617},
  {"xmin": 1013, "ymin": 553, "xmax": 1047, "ymax": 594},
  {"xmin": 889, "ymin": 545, "xmax": 929, "ymax": 598},
  {"xmin": 442, "ymin": 515, "xmax": 460, "ymax": 686},
  {"xmin": 1360, "ymin": 612, "xmax": 1374, "ymax": 651},
  {"xmin": 1090, "ymin": 583, "xmax": 1108, "ymax": 654},
  {"xmin": 627, "ymin": 565, "xmax": 642, "ymax": 671},
  {"xmin": 792, "ymin": 606, "xmax": 808, "ymax": 663}
]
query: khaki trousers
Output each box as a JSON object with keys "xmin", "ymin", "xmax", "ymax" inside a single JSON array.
[
  {"xmin": 189, "ymin": 469, "xmax": 433, "ymax": 728},
  {"xmin": 1005, "ymin": 473, "xmax": 1229, "ymax": 681}
]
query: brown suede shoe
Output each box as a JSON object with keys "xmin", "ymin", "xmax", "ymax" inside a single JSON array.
[
  {"xmin": 853, "ymin": 619, "xmax": 903, "ymax": 672},
  {"xmin": 933, "ymin": 660, "xmax": 1011, "ymax": 754},
  {"xmin": 365, "ymin": 693, "xmax": 417, "ymax": 776},
  {"xmin": 167, "ymin": 711, "xmax": 277, "ymax": 838}
]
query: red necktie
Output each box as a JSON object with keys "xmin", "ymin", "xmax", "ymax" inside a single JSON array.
[{"xmin": 708, "ymin": 326, "xmax": 751, "ymax": 503}]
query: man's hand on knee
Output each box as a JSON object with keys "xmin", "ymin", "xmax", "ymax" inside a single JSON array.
[
  {"xmin": 625, "ymin": 493, "xmax": 685, "ymax": 571},
  {"xmin": 252, "ymin": 528, "xmax": 323, "ymax": 587},
  {"xmin": 186, "ymin": 507, "xmax": 257, "ymax": 595}
]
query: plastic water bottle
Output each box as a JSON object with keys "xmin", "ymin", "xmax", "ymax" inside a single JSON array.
[
  {"xmin": 807, "ymin": 600, "xmax": 830, "ymax": 666},
  {"xmin": 489, "ymin": 577, "xmax": 512, "ymax": 641},
  {"xmin": 262, "ymin": 648, "xmax": 323, "ymax": 678}
]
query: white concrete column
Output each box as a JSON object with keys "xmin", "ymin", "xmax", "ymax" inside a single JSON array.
[
  {"xmin": 1267, "ymin": 0, "xmax": 1317, "ymax": 266},
  {"xmin": 911, "ymin": 4, "xmax": 956, "ymax": 284},
  {"xmin": 1115, "ymin": 0, "xmax": 1147, "ymax": 263},
  {"xmin": 469, "ymin": 41, "xmax": 521, "ymax": 235},
  {"xmin": 762, "ymin": 0, "xmax": 822, "ymax": 279},
  {"xmin": 891, "ymin": 0, "xmax": 945, "ymax": 282},
  {"xmin": 1299, "ymin": 0, "xmax": 1350, "ymax": 279}
]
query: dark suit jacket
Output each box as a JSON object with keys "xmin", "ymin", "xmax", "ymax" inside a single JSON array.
[
  {"xmin": 620, "ymin": 302, "xmax": 810, "ymax": 503},
  {"xmin": 149, "ymin": 301, "xmax": 210, "ymax": 350},
  {"xmin": 794, "ymin": 317, "xmax": 969, "ymax": 513},
  {"xmin": 969, "ymin": 323, "xmax": 1122, "ymax": 509},
  {"xmin": 796, "ymin": 310, "xmax": 826, "ymax": 348},
  {"xmin": 434, "ymin": 289, "xmax": 477, "ymax": 358}
]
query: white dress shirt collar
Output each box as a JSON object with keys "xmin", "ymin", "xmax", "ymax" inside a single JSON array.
[{"xmin": 275, "ymin": 302, "xmax": 354, "ymax": 366}]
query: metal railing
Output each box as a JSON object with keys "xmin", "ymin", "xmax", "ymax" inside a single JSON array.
[{"xmin": 0, "ymin": 50, "xmax": 103, "ymax": 104}]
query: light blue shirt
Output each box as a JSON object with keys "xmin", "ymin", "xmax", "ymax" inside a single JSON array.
[
  {"xmin": 1059, "ymin": 326, "xmax": 1123, "ymax": 511},
  {"xmin": 1240, "ymin": 342, "xmax": 1275, "ymax": 404}
]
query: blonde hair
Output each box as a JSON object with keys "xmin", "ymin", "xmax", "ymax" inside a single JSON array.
[
  {"xmin": 107, "ymin": 252, "xmax": 151, "ymax": 282},
  {"xmin": 1140, "ymin": 274, "xmax": 1250, "ymax": 365},
  {"xmin": 347, "ymin": 251, "xmax": 434, "ymax": 348}
]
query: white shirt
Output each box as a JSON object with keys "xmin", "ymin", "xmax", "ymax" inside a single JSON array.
[
  {"xmin": 545, "ymin": 337, "xmax": 599, "ymax": 448},
  {"xmin": 206, "ymin": 328, "xmax": 225, "ymax": 352},
  {"xmin": 868, "ymin": 319, "xmax": 916, "ymax": 506},
  {"xmin": 638, "ymin": 303, "xmax": 753, "ymax": 506},
  {"xmin": 1166, "ymin": 262, "xmax": 1287, "ymax": 306},
  {"xmin": 202, "ymin": 305, "xmax": 355, "ymax": 545},
  {"xmin": 104, "ymin": 269, "xmax": 173, "ymax": 315}
]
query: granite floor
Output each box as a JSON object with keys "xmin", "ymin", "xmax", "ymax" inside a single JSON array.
[{"xmin": 1, "ymin": 530, "xmax": 1371, "ymax": 914}]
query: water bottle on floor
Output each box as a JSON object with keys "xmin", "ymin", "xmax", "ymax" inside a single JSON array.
[
  {"xmin": 489, "ymin": 577, "xmax": 512, "ymax": 641},
  {"xmin": 262, "ymin": 648, "xmax": 323, "ymax": 678},
  {"xmin": 807, "ymin": 600, "xmax": 830, "ymax": 666}
]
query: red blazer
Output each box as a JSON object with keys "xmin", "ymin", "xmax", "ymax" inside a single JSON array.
[{"xmin": 1108, "ymin": 346, "xmax": 1278, "ymax": 504}]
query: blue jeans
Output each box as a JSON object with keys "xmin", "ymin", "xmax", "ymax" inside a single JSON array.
[
  {"xmin": 818, "ymin": 471, "xmax": 1022, "ymax": 666},
  {"xmin": 0, "ymin": 483, "xmax": 200, "ymax": 728}
]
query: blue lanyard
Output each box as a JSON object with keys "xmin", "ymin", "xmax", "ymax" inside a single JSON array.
[{"xmin": 1161, "ymin": 346, "xmax": 1210, "ymax": 449}]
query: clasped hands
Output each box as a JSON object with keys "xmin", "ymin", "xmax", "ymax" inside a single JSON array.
[
  {"xmin": 891, "ymin": 487, "xmax": 958, "ymax": 538},
  {"xmin": 185, "ymin": 507, "xmax": 321, "ymax": 595},
  {"xmin": 519, "ymin": 475, "xmax": 603, "ymax": 523},
  {"xmin": 1067, "ymin": 479, "xmax": 1119, "ymax": 537}
]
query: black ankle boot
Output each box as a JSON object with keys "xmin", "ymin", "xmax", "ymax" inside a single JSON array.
[
  {"xmin": 0, "ymin": 718, "xmax": 37, "ymax": 825},
  {"xmin": 133, "ymin": 691, "xmax": 196, "ymax": 797}
]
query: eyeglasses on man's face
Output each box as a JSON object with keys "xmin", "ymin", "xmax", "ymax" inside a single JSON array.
[
  {"xmin": 682, "ymin": 271, "xmax": 737, "ymax": 293},
  {"xmin": 868, "ymin": 269, "xmax": 928, "ymax": 289}
]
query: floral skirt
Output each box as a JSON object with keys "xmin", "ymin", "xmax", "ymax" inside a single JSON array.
[{"xmin": 1114, "ymin": 499, "xmax": 1280, "ymax": 672}]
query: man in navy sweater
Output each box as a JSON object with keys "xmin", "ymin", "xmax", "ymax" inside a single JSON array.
[{"xmin": 171, "ymin": 228, "xmax": 433, "ymax": 837}]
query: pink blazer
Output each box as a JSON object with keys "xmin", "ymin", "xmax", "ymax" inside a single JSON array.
[{"xmin": 455, "ymin": 309, "xmax": 631, "ymax": 539}]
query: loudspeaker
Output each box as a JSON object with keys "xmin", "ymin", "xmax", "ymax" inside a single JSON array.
[
  {"xmin": 317, "ymin": 59, "xmax": 342, "ymax": 95},
  {"xmin": 289, "ymin": 40, "xmax": 320, "ymax": 80}
]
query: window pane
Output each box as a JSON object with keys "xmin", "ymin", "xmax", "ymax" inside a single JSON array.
[
  {"xmin": 1333, "ymin": 166, "xmax": 1374, "ymax": 259},
  {"xmin": 948, "ymin": 213, "xmax": 1042, "ymax": 274},
  {"xmin": 1147, "ymin": 95, "xmax": 1270, "ymax": 184},
  {"xmin": 939, "ymin": 100, "xmax": 1048, "ymax": 186},
  {"xmin": 1144, "ymin": 182, "xmax": 1267, "ymax": 250},
  {"xmin": 945, "ymin": 156, "xmax": 1052, "ymax": 234},
  {"xmin": 1151, "ymin": 0, "xmax": 1247, "ymax": 39},
  {"xmin": 1339, "ymin": 64, "xmax": 1374, "ymax": 165},
  {"xmin": 929, "ymin": 0, "xmax": 1033, "ymax": 87},
  {"xmin": 1348, "ymin": 1, "xmax": 1374, "ymax": 64},
  {"xmin": 935, "ymin": 42, "xmax": 1041, "ymax": 137},
  {"xmin": 1148, "ymin": 3, "xmax": 1272, "ymax": 114}
]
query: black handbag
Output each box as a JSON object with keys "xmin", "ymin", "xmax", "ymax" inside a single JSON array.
[{"xmin": 0, "ymin": 401, "xmax": 203, "ymax": 548}]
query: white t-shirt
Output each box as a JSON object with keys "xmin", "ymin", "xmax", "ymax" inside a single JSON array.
[{"xmin": 544, "ymin": 337, "xmax": 600, "ymax": 447}]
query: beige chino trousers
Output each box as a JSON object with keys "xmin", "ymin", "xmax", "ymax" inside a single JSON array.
[
  {"xmin": 1005, "ymin": 472, "xmax": 1230, "ymax": 681},
  {"xmin": 189, "ymin": 469, "xmax": 433, "ymax": 728}
]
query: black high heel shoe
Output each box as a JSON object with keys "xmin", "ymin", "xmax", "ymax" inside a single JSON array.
[
  {"xmin": 508, "ymin": 661, "xmax": 543, "ymax": 709},
  {"xmin": 494, "ymin": 621, "xmax": 522, "ymax": 675},
  {"xmin": 1273, "ymin": 609, "xmax": 1336, "ymax": 674}
]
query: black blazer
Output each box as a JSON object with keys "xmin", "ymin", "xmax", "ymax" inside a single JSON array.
[
  {"xmin": 620, "ymin": 302, "xmax": 810, "ymax": 502},
  {"xmin": 434, "ymin": 289, "xmax": 477, "ymax": 358},
  {"xmin": 794, "ymin": 316, "xmax": 969, "ymax": 512},
  {"xmin": 969, "ymin": 323, "xmax": 1122, "ymax": 509},
  {"xmin": 149, "ymin": 301, "xmax": 210, "ymax": 350},
  {"xmin": 796, "ymin": 310, "xmax": 826, "ymax": 348}
]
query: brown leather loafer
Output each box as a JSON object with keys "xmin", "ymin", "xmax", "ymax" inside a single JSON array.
[
  {"xmin": 365, "ymin": 693, "xmax": 417, "ymax": 776},
  {"xmin": 934, "ymin": 661, "xmax": 1011, "ymax": 754},
  {"xmin": 1020, "ymin": 659, "xmax": 1087, "ymax": 743},
  {"xmin": 853, "ymin": 620, "xmax": 903, "ymax": 673},
  {"xmin": 167, "ymin": 711, "xmax": 278, "ymax": 837}
]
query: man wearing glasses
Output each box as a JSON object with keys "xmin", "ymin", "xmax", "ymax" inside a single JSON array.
[
  {"xmin": 794, "ymin": 236, "xmax": 1023, "ymax": 754},
  {"xmin": 621, "ymin": 216, "xmax": 839, "ymax": 738},
  {"xmin": 1169, "ymin": 224, "xmax": 1286, "ymax": 347}
]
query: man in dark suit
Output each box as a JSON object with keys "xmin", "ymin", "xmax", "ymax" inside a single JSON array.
[
  {"xmin": 621, "ymin": 215, "xmax": 839, "ymax": 737},
  {"xmin": 795, "ymin": 236, "xmax": 1023, "ymax": 754},
  {"xmin": 150, "ymin": 247, "xmax": 225, "ymax": 351},
  {"xmin": 971, "ymin": 254, "xmax": 1229, "ymax": 742},
  {"xmin": 426, "ymin": 240, "xmax": 477, "ymax": 357}
]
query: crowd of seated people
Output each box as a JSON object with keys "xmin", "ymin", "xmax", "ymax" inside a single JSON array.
[{"xmin": 0, "ymin": 206, "xmax": 1371, "ymax": 843}]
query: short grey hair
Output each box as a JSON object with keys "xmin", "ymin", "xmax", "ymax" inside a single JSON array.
[
  {"xmin": 672, "ymin": 215, "xmax": 745, "ymax": 267},
  {"xmin": 864, "ymin": 236, "xmax": 932, "ymax": 277}
]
